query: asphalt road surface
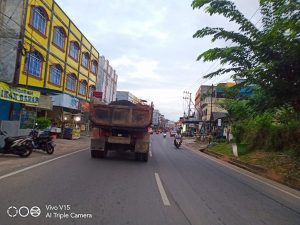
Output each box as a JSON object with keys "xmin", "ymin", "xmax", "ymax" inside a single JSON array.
[{"xmin": 0, "ymin": 134, "xmax": 299, "ymax": 225}]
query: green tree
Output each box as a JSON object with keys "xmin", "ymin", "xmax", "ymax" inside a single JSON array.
[
  {"xmin": 192, "ymin": 0, "xmax": 300, "ymax": 114},
  {"xmin": 36, "ymin": 117, "xmax": 51, "ymax": 130}
]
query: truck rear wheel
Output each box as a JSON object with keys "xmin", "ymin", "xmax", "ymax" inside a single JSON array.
[
  {"xmin": 91, "ymin": 150, "xmax": 107, "ymax": 158},
  {"xmin": 91, "ymin": 150, "xmax": 98, "ymax": 158},
  {"xmin": 134, "ymin": 152, "xmax": 140, "ymax": 161},
  {"xmin": 98, "ymin": 150, "xmax": 107, "ymax": 158},
  {"xmin": 142, "ymin": 152, "xmax": 148, "ymax": 162},
  {"xmin": 135, "ymin": 152, "xmax": 148, "ymax": 162}
]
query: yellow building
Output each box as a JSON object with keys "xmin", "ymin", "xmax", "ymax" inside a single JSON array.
[
  {"xmin": 18, "ymin": 0, "xmax": 98, "ymax": 102},
  {"xmin": 0, "ymin": 0, "xmax": 99, "ymax": 132}
]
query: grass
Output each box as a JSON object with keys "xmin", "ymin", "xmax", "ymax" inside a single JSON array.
[
  {"xmin": 208, "ymin": 142, "xmax": 234, "ymax": 157},
  {"xmin": 208, "ymin": 142, "xmax": 300, "ymax": 188}
]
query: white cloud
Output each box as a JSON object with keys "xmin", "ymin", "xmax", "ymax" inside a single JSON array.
[
  {"xmin": 111, "ymin": 56, "xmax": 163, "ymax": 81},
  {"xmin": 55, "ymin": 0, "xmax": 260, "ymax": 121}
]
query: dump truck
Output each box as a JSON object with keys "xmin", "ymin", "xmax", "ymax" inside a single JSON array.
[{"xmin": 90, "ymin": 100, "xmax": 153, "ymax": 162}]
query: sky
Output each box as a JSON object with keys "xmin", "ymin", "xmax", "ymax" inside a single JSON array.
[{"xmin": 55, "ymin": 0, "xmax": 260, "ymax": 121}]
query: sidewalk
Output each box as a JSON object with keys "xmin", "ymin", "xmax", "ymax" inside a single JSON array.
[
  {"xmin": 0, "ymin": 136, "xmax": 91, "ymax": 177},
  {"xmin": 53, "ymin": 135, "xmax": 90, "ymax": 154},
  {"xmin": 182, "ymin": 137, "xmax": 208, "ymax": 152}
]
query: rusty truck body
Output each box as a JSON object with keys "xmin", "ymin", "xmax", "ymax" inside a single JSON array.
[{"xmin": 90, "ymin": 100, "xmax": 153, "ymax": 162}]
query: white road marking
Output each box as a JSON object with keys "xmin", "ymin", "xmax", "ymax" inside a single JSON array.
[
  {"xmin": 149, "ymin": 151, "xmax": 152, "ymax": 157},
  {"xmin": 0, "ymin": 148, "xmax": 89, "ymax": 181},
  {"xmin": 196, "ymin": 150, "xmax": 300, "ymax": 200},
  {"xmin": 155, "ymin": 173, "xmax": 170, "ymax": 206}
]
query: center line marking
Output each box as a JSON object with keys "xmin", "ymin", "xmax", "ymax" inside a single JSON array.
[
  {"xmin": 149, "ymin": 151, "xmax": 152, "ymax": 157},
  {"xmin": 155, "ymin": 173, "xmax": 170, "ymax": 206}
]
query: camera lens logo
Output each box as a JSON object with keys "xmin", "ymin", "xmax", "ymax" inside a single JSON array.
[
  {"xmin": 30, "ymin": 206, "xmax": 41, "ymax": 217},
  {"xmin": 7, "ymin": 206, "xmax": 18, "ymax": 218},
  {"xmin": 18, "ymin": 206, "xmax": 29, "ymax": 217},
  {"xmin": 7, "ymin": 206, "xmax": 41, "ymax": 218}
]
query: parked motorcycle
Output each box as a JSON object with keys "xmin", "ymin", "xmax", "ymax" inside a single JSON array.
[
  {"xmin": 174, "ymin": 135, "xmax": 182, "ymax": 149},
  {"xmin": 0, "ymin": 130, "xmax": 33, "ymax": 157},
  {"xmin": 29, "ymin": 129, "xmax": 55, "ymax": 154}
]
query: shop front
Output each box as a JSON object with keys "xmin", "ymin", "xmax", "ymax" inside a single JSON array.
[
  {"xmin": 0, "ymin": 81, "xmax": 41, "ymax": 134},
  {"xmin": 50, "ymin": 93, "xmax": 81, "ymax": 139},
  {"xmin": 79, "ymin": 100, "xmax": 90, "ymax": 136}
]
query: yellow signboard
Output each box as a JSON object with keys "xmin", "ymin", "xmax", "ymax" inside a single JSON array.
[{"xmin": 0, "ymin": 82, "xmax": 40, "ymax": 105}]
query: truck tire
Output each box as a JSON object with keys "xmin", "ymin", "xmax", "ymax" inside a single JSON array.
[
  {"xmin": 134, "ymin": 152, "xmax": 140, "ymax": 161},
  {"xmin": 135, "ymin": 152, "xmax": 144, "ymax": 161},
  {"xmin": 98, "ymin": 150, "xmax": 107, "ymax": 158},
  {"xmin": 91, "ymin": 150, "xmax": 98, "ymax": 158},
  {"xmin": 135, "ymin": 152, "xmax": 148, "ymax": 162},
  {"xmin": 142, "ymin": 152, "xmax": 148, "ymax": 162}
]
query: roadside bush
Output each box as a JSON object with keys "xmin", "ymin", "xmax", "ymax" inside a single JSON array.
[
  {"xmin": 231, "ymin": 123, "xmax": 246, "ymax": 144},
  {"xmin": 36, "ymin": 117, "xmax": 51, "ymax": 130},
  {"xmin": 244, "ymin": 113, "xmax": 273, "ymax": 150},
  {"xmin": 232, "ymin": 109, "xmax": 300, "ymax": 155}
]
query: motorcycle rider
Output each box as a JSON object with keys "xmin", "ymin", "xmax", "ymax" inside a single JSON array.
[
  {"xmin": 174, "ymin": 130, "xmax": 183, "ymax": 145},
  {"xmin": 162, "ymin": 129, "xmax": 167, "ymax": 138}
]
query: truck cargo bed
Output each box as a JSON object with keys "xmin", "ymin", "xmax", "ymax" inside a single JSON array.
[{"xmin": 90, "ymin": 102, "xmax": 153, "ymax": 129}]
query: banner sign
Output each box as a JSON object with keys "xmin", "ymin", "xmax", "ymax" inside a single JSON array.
[
  {"xmin": 0, "ymin": 82, "xmax": 40, "ymax": 105},
  {"xmin": 26, "ymin": 95, "xmax": 53, "ymax": 110},
  {"xmin": 93, "ymin": 91, "xmax": 102, "ymax": 99},
  {"xmin": 218, "ymin": 119, "xmax": 222, "ymax": 127},
  {"xmin": 51, "ymin": 93, "xmax": 79, "ymax": 110},
  {"xmin": 79, "ymin": 101, "xmax": 90, "ymax": 112}
]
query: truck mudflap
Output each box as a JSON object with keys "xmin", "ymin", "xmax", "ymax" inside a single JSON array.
[
  {"xmin": 134, "ymin": 133, "xmax": 150, "ymax": 153},
  {"xmin": 91, "ymin": 137, "xmax": 106, "ymax": 151}
]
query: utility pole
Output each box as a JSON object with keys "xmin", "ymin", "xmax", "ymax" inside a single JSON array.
[
  {"xmin": 188, "ymin": 92, "xmax": 192, "ymax": 118},
  {"xmin": 210, "ymin": 84, "xmax": 214, "ymax": 134},
  {"xmin": 183, "ymin": 91, "xmax": 192, "ymax": 118}
]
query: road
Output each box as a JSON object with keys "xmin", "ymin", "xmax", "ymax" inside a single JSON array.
[{"xmin": 0, "ymin": 134, "xmax": 299, "ymax": 225}]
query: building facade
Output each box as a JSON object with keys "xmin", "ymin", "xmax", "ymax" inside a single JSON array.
[
  {"xmin": 0, "ymin": 0, "xmax": 99, "ymax": 134},
  {"xmin": 96, "ymin": 56, "xmax": 117, "ymax": 103},
  {"xmin": 116, "ymin": 91, "xmax": 140, "ymax": 104},
  {"xmin": 152, "ymin": 109, "xmax": 160, "ymax": 127},
  {"xmin": 195, "ymin": 85, "xmax": 212, "ymax": 121},
  {"xmin": 18, "ymin": 0, "xmax": 98, "ymax": 101},
  {"xmin": 197, "ymin": 82, "xmax": 235, "ymax": 135}
]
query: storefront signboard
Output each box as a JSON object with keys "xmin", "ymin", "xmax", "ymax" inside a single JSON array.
[
  {"xmin": 51, "ymin": 93, "xmax": 79, "ymax": 110},
  {"xmin": 25, "ymin": 95, "xmax": 53, "ymax": 110},
  {"xmin": 79, "ymin": 101, "xmax": 90, "ymax": 112},
  {"xmin": 0, "ymin": 81, "xmax": 40, "ymax": 105}
]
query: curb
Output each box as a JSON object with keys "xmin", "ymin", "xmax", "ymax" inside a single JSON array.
[
  {"xmin": 229, "ymin": 158, "xmax": 266, "ymax": 173},
  {"xmin": 202, "ymin": 149, "xmax": 267, "ymax": 173},
  {"xmin": 199, "ymin": 148, "xmax": 300, "ymax": 191},
  {"xmin": 202, "ymin": 149, "xmax": 224, "ymax": 159}
]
